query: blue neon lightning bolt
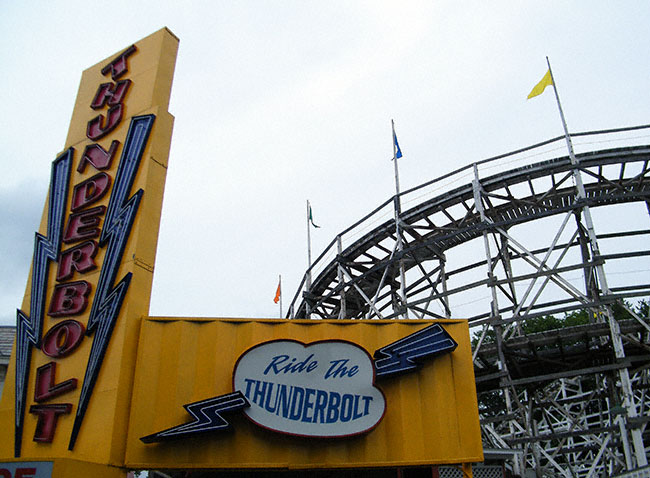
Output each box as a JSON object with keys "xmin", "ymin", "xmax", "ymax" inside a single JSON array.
[
  {"xmin": 14, "ymin": 149, "xmax": 73, "ymax": 457},
  {"xmin": 68, "ymin": 114, "xmax": 155, "ymax": 450},
  {"xmin": 373, "ymin": 323, "xmax": 458, "ymax": 379},
  {"xmin": 140, "ymin": 391, "xmax": 250, "ymax": 443}
]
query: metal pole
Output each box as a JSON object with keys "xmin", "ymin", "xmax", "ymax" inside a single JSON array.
[
  {"xmin": 546, "ymin": 57, "xmax": 647, "ymax": 468},
  {"xmin": 306, "ymin": 199, "xmax": 312, "ymax": 318},
  {"xmin": 392, "ymin": 119, "xmax": 402, "ymax": 198},
  {"xmin": 392, "ymin": 119, "xmax": 407, "ymax": 318},
  {"xmin": 278, "ymin": 274, "xmax": 283, "ymax": 318},
  {"xmin": 441, "ymin": 254, "xmax": 451, "ymax": 318},
  {"xmin": 336, "ymin": 235, "xmax": 347, "ymax": 319},
  {"xmin": 473, "ymin": 163, "xmax": 521, "ymax": 475}
]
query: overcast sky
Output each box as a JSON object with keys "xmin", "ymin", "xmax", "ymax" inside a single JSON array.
[{"xmin": 2, "ymin": 1, "xmax": 650, "ymax": 326}]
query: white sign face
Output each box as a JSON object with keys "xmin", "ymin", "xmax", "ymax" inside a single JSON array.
[{"xmin": 233, "ymin": 340, "xmax": 386, "ymax": 438}]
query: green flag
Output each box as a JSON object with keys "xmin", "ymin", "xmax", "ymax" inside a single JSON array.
[{"xmin": 309, "ymin": 205, "xmax": 320, "ymax": 228}]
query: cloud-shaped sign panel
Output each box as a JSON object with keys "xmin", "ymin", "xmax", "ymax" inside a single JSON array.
[{"xmin": 233, "ymin": 340, "xmax": 386, "ymax": 438}]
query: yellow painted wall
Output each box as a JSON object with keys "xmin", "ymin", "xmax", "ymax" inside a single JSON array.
[{"xmin": 126, "ymin": 318, "xmax": 482, "ymax": 470}]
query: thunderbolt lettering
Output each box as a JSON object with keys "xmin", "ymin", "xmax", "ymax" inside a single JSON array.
[{"xmin": 242, "ymin": 378, "xmax": 373, "ymax": 424}]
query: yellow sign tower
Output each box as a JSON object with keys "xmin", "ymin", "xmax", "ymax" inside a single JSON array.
[{"xmin": 0, "ymin": 28, "xmax": 178, "ymax": 477}]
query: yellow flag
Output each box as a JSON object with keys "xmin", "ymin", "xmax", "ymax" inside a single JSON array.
[{"xmin": 527, "ymin": 69, "xmax": 553, "ymax": 99}]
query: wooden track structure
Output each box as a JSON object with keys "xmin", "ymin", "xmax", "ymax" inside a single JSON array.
[{"xmin": 288, "ymin": 126, "xmax": 650, "ymax": 477}]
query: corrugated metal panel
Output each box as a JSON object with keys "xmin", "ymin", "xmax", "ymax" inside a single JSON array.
[{"xmin": 126, "ymin": 318, "xmax": 482, "ymax": 470}]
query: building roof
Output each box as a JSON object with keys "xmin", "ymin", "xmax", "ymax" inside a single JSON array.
[{"xmin": 0, "ymin": 326, "xmax": 16, "ymax": 363}]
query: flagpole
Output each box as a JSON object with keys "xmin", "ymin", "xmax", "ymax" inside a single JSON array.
[
  {"xmin": 547, "ymin": 58, "xmax": 604, "ymax": 252},
  {"xmin": 306, "ymin": 200, "xmax": 312, "ymax": 318},
  {"xmin": 546, "ymin": 57, "xmax": 577, "ymax": 164},
  {"xmin": 391, "ymin": 120, "xmax": 407, "ymax": 318},
  {"xmin": 306, "ymin": 200, "xmax": 312, "ymax": 283},
  {"xmin": 278, "ymin": 274, "xmax": 283, "ymax": 318},
  {"xmin": 546, "ymin": 57, "xmax": 648, "ymax": 469},
  {"xmin": 392, "ymin": 119, "xmax": 402, "ymax": 201}
]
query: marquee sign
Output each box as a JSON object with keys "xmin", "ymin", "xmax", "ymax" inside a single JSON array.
[
  {"xmin": 126, "ymin": 319, "xmax": 482, "ymax": 471},
  {"xmin": 234, "ymin": 340, "xmax": 386, "ymax": 438},
  {"xmin": 14, "ymin": 46, "xmax": 149, "ymax": 453},
  {"xmin": 15, "ymin": 109, "xmax": 155, "ymax": 451},
  {"xmin": 139, "ymin": 322, "xmax": 458, "ymax": 444},
  {"xmin": 0, "ymin": 28, "xmax": 178, "ymax": 476}
]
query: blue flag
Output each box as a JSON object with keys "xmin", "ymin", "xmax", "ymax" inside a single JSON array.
[{"xmin": 393, "ymin": 128, "xmax": 403, "ymax": 159}]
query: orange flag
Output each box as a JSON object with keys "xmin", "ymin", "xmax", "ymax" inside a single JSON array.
[{"xmin": 274, "ymin": 279, "xmax": 281, "ymax": 304}]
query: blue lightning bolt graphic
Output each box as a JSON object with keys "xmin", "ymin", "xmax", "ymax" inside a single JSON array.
[
  {"xmin": 68, "ymin": 114, "xmax": 155, "ymax": 450},
  {"xmin": 14, "ymin": 149, "xmax": 73, "ymax": 457},
  {"xmin": 140, "ymin": 391, "xmax": 250, "ymax": 443},
  {"xmin": 373, "ymin": 323, "xmax": 458, "ymax": 379}
]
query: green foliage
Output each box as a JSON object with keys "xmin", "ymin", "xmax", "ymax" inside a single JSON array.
[
  {"xmin": 634, "ymin": 298, "xmax": 649, "ymax": 318},
  {"xmin": 520, "ymin": 313, "xmax": 585, "ymax": 335},
  {"xmin": 472, "ymin": 298, "xmax": 648, "ymax": 345},
  {"xmin": 477, "ymin": 390, "xmax": 507, "ymax": 416},
  {"xmin": 474, "ymin": 299, "xmax": 649, "ymax": 419}
]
